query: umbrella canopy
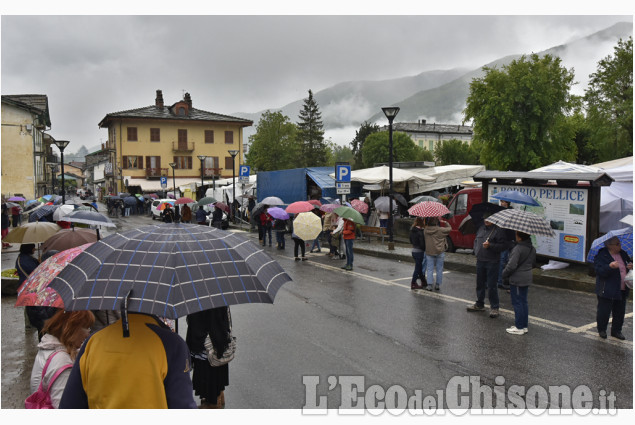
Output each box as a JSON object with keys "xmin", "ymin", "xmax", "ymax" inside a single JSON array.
[
  {"xmin": 374, "ymin": 196, "xmax": 398, "ymax": 213},
  {"xmin": 26, "ymin": 199, "xmax": 40, "ymax": 206},
  {"xmin": 267, "ymin": 207, "xmax": 289, "ymax": 220},
  {"xmin": 52, "ymin": 204, "xmax": 76, "ymax": 222},
  {"xmin": 262, "ymin": 196, "xmax": 284, "ymax": 206},
  {"xmin": 409, "ymin": 195, "xmax": 441, "ymax": 204},
  {"xmin": 465, "ymin": 202, "xmax": 506, "ymax": 231},
  {"xmin": 319, "ymin": 203, "xmax": 340, "ymax": 213},
  {"xmin": 175, "ymin": 197, "xmax": 195, "ymax": 205},
  {"xmin": 81, "ymin": 202, "xmax": 99, "ymax": 212},
  {"xmin": 196, "ymin": 197, "xmax": 217, "ymax": 207},
  {"xmin": 148, "ymin": 193, "xmax": 159, "ymax": 199},
  {"xmin": 285, "ymin": 201, "xmax": 314, "ymax": 214},
  {"xmin": 3, "ymin": 202, "xmax": 20, "ymax": 208},
  {"xmin": 158, "ymin": 202, "xmax": 174, "ymax": 211},
  {"xmin": 486, "ymin": 209, "xmax": 555, "ymax": 237},
  {"xmin": 491, "ymin": 190, "xmax": 540, "ymax": 207},
  {"xmin": 293, "ymin": 212, "xmax": 322, "ymax": 241},
  {"xmin": 118, "ymin": 192, "xmax": 131, "ymax": 198},
  {"xmin": 49, "ymin": 224, "xmax": 293, "ymax": 319},
  {"xmin": 586, "ymin": 228, "xmax": 633, "ymax": 263},
  {"xmin": 135, "ymin": 194, "xmax": 144, "ymax": 200},
  {"xmin": 41, "ymin": 228, "xmax": 99, "ymax": 253},
  {"xmin": 392, "ymin": 193, "xmax": 408, "ymax": 206},
  {"xmin": 66, "ymin": 210, "xmax": 116, "ymax": 228},
  {"xmin": 307, "ymin": 199, "xmax": 322, "ymax": 207},
  {"xmin": 213, "ymin": 202, "xmax": 230, "ymax": 213},
  {"xmin": 350, "ymin": 199, "xmax": 369, "ymax": 214},
  {"xmin": 408, "ymin": 201, "xmax": 450, "ymax": 218},
  {"xmin": 123, "ymin": 196, "xmax": 139, "ymax": 206},
  {"xmin": 458, "ymin": 215, "xmax": 477, "ymax": 235},
  {"xmin": 15, "ymin": 243, "xmax": 94, "ymax": 308},
  {"xmin": 8, "ymin": 196, "xmax": 26, "ymax": 201},
  {"xmin": 333, "ymin": 206, "xmax": 364, "ymax": 225},
  {"xmin": 4, "ymin": 222, "xmax": 61, "ymax": 244},
  {"xmin": 28, "ymin": 204, "xmax": 58, "ymax": 222}
]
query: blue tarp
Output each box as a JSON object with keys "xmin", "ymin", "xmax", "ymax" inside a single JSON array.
[{"xmin": 257, "ymin": 167, "xmax": 338, "ymax": 204}]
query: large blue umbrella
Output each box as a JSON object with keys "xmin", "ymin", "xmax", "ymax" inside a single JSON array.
[
  {"xmin": 491, "ymin": 190, "xmax": 540, "ymax": 207},
  {"xmin": 123, "ymin": 196, "xmax": 138, "ymax": 206},
  {"xmin": 586, "ymin": 228, "xmax": 633, "ymax": 263},
  {"xmin": 28, "ymin": 205, "xmax": 58, "ymax": 222}
]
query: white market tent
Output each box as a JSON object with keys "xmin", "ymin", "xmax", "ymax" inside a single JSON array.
[
  {"xmin": 405, "ymin": 164, "xmax": 485, "ymax": 194},
  {"xmin": 328, "ymin": 165, "xmax": 434, "ymax": 194},
  {"xmin": 530, "ymin": 158, "xmax": 633, "ymax": 233}
]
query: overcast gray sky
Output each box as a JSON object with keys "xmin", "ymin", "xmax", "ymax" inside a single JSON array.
[{"xmin": 1, "ymin": 4, "xmax": 633, "ymax": 153}]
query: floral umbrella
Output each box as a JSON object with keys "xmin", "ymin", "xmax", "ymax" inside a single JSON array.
[
  {"xmin": 15, "ymin": 242, "xmax": 94, "ymax": 308},
  {"xmin": 319, "ymin": 204, "xmax": 340, "ymax": 213},
  {"xmin": 350, "ymin": 199, "xmax": 369, "ymax": 214}
]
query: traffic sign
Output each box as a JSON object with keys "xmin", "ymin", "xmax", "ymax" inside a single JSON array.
[
  {"xmin": 160, "ymin": 176, "xmax": 167, "ymax": 188},
  {"xmin": 239, "ymin": 176, "xmax": 250, "ymax": 183},
  {"xmin": 336, "ymin": 182, "xmax": 351, "ymax": 189},
  {"xmin": 336, "ymin": 188, "xmax": 351, "ymax": 195},
  {"xmin": 336, "ymin": 164, "xmax": 351, "ymax": 182},
  {"xmin": 239, "ymin": 165, "xmax": 250, "ymax": 178}
]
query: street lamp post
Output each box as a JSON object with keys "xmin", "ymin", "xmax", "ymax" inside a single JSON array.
[
  {"xmin": 382, "ymin": 106, "xmax": 400, "ymax": 250},
  {"xmin": 53, "ymin": 140, "xmax": 70, "ymax": 204},
  {"xmin": 228, "ymin": 150, "xmax": 239, "ymax": 223},
  {"xmin": 117, "ymin": 167, "xmax": 123, "ymax": 194},
  {"xmin": 197, "ymin": 155, "xmax": 207, "ymax": 200},
  {"xmin": 47, "ymin": 163, "xmax": 57, "ymax": 195},
  {"xmin": 169, "ymin": 163, "xmax": 177, "ymax": 200}
]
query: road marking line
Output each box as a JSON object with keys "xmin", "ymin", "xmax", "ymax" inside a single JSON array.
[{"xmin": 568, "ymin": 312, "xmax": 634, "ymax": 334}]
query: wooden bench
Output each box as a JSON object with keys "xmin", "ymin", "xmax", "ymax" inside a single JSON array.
[{"xmin": 359, "ymin": 225, "xmax": 387, "ymax": 243}]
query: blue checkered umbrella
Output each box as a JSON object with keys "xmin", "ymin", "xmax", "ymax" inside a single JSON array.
[
  {"xmin": 586, "ymin": 228, "xmax": 633, "ymax": 263},
  {"xmin": 49, "ymin": 223, "xmax": 292, "ymax": 319},
  {"xmin": 28, "ymin": 204, "xmax": 58, "ymax": 222},
  {"xmin": 486, "ymin": 208, "xmax": 555, "ymax": 237}
]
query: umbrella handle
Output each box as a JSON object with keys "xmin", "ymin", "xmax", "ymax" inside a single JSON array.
[{"xmin": 121, "ymin": 290, "xmax": 131, "ymax": 338}]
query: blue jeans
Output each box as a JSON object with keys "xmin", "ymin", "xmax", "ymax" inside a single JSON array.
[
  {"xmin": 475, "ymin": 261, "xmax": 500, "ymax": 309},
  {"xmin": 426, "ymin": 252, "xmax": 445, "ymax": 286},
  {"xmin": 262, "ymin": 225, "xmax": 272, "ymax": 246},
  {"xmin": 276, "ymin": 231, "xmax": 285, "ymax": 248},
  {"xmin": 344, "ymin": 239, "xmax": 354, "ymax": 267},
  {"xmin": 310, "ymin": 231, "xmax": 322, "ymax": 251},
  {"xmin": 498, "ymin": 249, "xmax": 510, "ymax": 286},
  {"xmin": 510, "ymin": 285, "xmax": 529, "ymax": 329},
  {"xmin": 379, "ymin": 219, "xmax": 388, "ymax": 228},
  {"xmin": 411, "ymin": 251, "xmax": 427, "ymax": 283}
]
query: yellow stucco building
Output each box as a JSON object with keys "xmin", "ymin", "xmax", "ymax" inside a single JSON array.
[
  {"xmin": 98, "ymin": 90, "xmax": 252, "ymax": 195},
  {"xmin": 1, "ymin": 95, "xmax": 52, "ymax": 200}
]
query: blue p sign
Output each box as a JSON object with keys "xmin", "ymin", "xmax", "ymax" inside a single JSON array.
[
  {"xmin": 160, "ymin": 176, "xmax": 167, "ymax": 185},
  {"xmin": 336, "ymin": 164, "xmax": 351, "ymax": 182},
  {"xmin": 239, "ymin": 165, "xmax": 250, "ymax": 177}
]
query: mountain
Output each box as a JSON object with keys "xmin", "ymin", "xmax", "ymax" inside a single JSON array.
[{"xmin": 365, "ymin": 21, "xmax": 633, "ymax": 125}]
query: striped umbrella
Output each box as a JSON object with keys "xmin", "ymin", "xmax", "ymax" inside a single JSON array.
[
  {"xmin": 408, "ymin": 201, "xmax": 450, "ymax": 218},
  {"xmin": 28, "ymin": 204, "xmax": 58, "ymax": 222},
  {"xmin": 486, "ymin": 208, "xmax": 555, "ymax": 237},
  {"xmin": 49, "ymin": 223, "xmax": 292, "ymax": 319}
]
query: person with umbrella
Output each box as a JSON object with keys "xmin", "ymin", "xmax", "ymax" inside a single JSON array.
[
  {"xmin": 29, "ymin": 310, "xmax": 95, "ymax": 409},
  {"xmin": 260, "ymin": 209, "xmax": 273, "ymax": 247},
  {"xmin": 424, "ymin": 217, "xmax": 452, "ymax": 291},
  {"xmin": 341, "ymin": 217, "xmax": 357, "ymax": 271},
  {"xmin": 593, "ymin": 236, "xmax": 632, "ymax": 340},
  {"xmin": 309, "ymin": 209, "xmax": 324, "ymax": 253},
  {"xmin": 409, "ymin": 217, "xmax": 427, "ymax": 290},
  {"xmin": 497, "ymin": 200, "xmax": 514, "ymax": 292},
  {"xmin": 466, "ymin": 215, "xmax": 511, "ymax": 318},
  {"xmin": 162, "ymin": 204, "xmax": 176, "ymax": 223},
  {"xmin": 272, "ymin": 214, "xmax": 288, "ymax": 250},
  {"xmin": 186, "ymin": 307, "xmax": 232, "ymax": 408},
  {"xmin": 196, "ymin": 205, "xmax": 209, "ymax": 225},
  {"xmin": 181, "ymin": 203, "xmax": 192, "ymax": 224},
  {"xmin": 211, "ymin": 204, "xmax": 224, "ymax": 229},
  {"xmin": 501, "ymin": 231, "xmax": 536, "ymax": 335},
  {"xmin": 288, "ymin": 215, "xmax": 307, "ymax": 261},
  {"xmin": 11, "ymin": 203, "xmax": 21, "ymax": 227}
]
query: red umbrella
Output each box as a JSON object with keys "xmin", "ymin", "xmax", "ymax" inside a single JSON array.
[
  {"xmin": 307, "ymin": 199, "xmax": 322, "ymax": 207},
  {"xmin": 214, "ymin": 202, "xmax": 230, "ymax": 213},
  {"xmin": 408, "ymin": 201, "xmax": 450, "ymax": 218},
  {"xmin": 175, "ymin": 197, "xmax": 195, "ymax": 205},
  {"xmin": 15, "ymin": 243, "xmax": 94, "ymax": 308},
  {"xmin": 350, "ymin": 199, "xmax": 369, "ymax": 214},
  {"xmin": 285, "ymin": 201, "xmax": 314, "ymax": 214}
]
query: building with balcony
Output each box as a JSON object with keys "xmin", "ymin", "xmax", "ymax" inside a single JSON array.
[
  {"xmin": 98, "ymin": 90, "xmax": 253, "ymax": 194},
  {"xmin": 1, "ymin": 94, "xmax": 52, "ymax": 200}
]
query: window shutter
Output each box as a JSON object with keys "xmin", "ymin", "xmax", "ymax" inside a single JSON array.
[
  {"xmin": 174, "ymin": 156, "xmax": 177, "ymax": 169},
  {"xmin": 225, "ymin": 131, "xmax": 233, "ymax": 144},
  {"xmin": 138, "ymin": 156, "xmax": 144, "ymax": 168},
  {"xmin": 188, "ymin": 157, "xmax": 193, "ymax": 169},
  {"xmin": 122, "ymin": 156, "xmax": 128, "ymax": 169},
  {"xmin": 157, "ymin": 156, "xmax": 161, "ymax": 170}
]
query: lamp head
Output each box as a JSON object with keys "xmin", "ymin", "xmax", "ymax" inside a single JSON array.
[
  {"xmin": 169, "ymin": 162, "xmax": 177, "ymax": 168},
  {"xmin": 197, "ymin": 155, "xmax": 207, "ymax": 161},
  {"xmin": 53, "ymin": 140, "xmax": 70, "ymax": 151},
  {"xmin": 228, "ymin": 149, "xmax": 239, "ymax": 157},
  {"xmin": 381, "ymin": 107, "xmax": 400, "ymax": 122}
]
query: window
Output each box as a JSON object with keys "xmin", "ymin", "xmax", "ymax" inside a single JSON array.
[
  {"xmin": 127, "ymin": 127, "xmax": 138, "ymax": 142},
  {"xmin": 429, "ymin": 140, "xmax": 434, "ymax": 151},
  {"xmin": 150, "ymin": 128, "xmax": 160, "ymax": 142},
  {"xmin": 122, "ymin": 155, "xmax": 143, "ymax": 169},
  {"xmin": 178, "ymin": 107, "xmax": 186, "ymax": 116},
  {"xmin": 225, "ymin": 131, "xmax": 233, "ymax": 144},
  {"xmin": 205, "ymin": 130, "xmax": 214, "ymax": 144},
  {"xmin": 225, "ymin": 156, "xmax": 235, "ymax": 171},
  {"xmin": 451, "ymin": 193, "xmax": 468, "ymax": 216},
  {"xmin": 174, "ymin": 156, "xmax": 193, "ymax": 169},
  {"xmin": 145, "ymin": 156, "xmax": 161, "ymax": 169},
  {"xmin": 178, "ymin": 129, "xmax": 188, "ymax": 150}
]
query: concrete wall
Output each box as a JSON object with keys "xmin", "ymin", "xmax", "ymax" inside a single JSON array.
[{"xmin": 1, "ymin": 103, "xmax": 36, "ymax": 199}]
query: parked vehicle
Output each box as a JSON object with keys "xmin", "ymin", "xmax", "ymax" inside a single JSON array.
[
  {"xmin": 151, "ymin": 199, "xmax": 175, "ymax": 220},
  {"xmin": 444, "ymin": 187, "xmax": 483, "ymax": 252}
]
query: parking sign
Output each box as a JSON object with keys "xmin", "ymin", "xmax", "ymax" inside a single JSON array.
[
  {"xmin": 160, "ymin": 176, "xmax": 167, "ymax": 188},
  {"xmin": 336, "ymin": 164, "xmax": 351, "ymax": 182},
  {"xmin": 239, "ymin": 165, "xmax": 250, "ymax": 178}
]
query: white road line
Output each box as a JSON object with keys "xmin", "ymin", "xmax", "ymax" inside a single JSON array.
[{"xmin": 287, "ymin": 255, "xmax": 632, "ymax": 348}]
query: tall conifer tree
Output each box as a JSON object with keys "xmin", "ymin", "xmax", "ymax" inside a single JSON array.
[{"xmin": 296, "ymin": 90, "xmax": 328, "ymax": 167}]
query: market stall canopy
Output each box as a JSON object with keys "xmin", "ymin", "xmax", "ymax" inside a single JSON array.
[{"xmin": 404, "ymin": 164, "xmax": 485, "ymax": 194}]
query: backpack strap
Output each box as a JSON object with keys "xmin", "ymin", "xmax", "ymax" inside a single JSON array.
[
  {"xmin": 36, "ymin": 351, "xmax": 61, "ymax": 391},
  {"xmin": 45, "ymin": 363, "xmax": 73, "ymax": 392}
]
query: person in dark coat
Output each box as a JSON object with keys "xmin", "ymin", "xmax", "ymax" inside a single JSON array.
[
  {"xmin": 497, "ymin": 200, "xmax": 514, "ymax": 290},
  {"xmin": 11, "ymin": 205, "xmax": 21, "ymax": 227},
  {"xmin": 409, "ymin": 217, "xmax": 426, "ymax": 290},
  {"xmin": 502, "ymin": 231, "xmax": 536, "ymax": 335},
  {"xmin": 594, "ymin": 236, "xmax": 632, "ymax": 340},
  {"xmin": 186, "ymin": 307, "xmax": 231, "ymax": 408},
  {"xmin": 211, "ymin": 206, "xmax": 224, "ymax": 229},
  {"xmin": 162, "ymin": 205, "xmax": 175, "ymax": 223},
  {"xmin": 196, "ymin": 205, "xmax": 209, "ymax": 225}
]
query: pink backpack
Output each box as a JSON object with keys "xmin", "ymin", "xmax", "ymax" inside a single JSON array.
[{"xmin": 25, "ymin": 351, "xmax": 72, "ymax": 409}]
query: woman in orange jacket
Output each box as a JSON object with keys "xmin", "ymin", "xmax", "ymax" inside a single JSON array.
[{"xmin": 341, "ymin": 219, "xmax": 356, "ymax": 271}]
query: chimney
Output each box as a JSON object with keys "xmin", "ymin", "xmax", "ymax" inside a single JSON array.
[
  {"xmin": 184, "ymin": 92, "xmax": 192, "ymax": 108},
  {"xmin": 421, "ymin": 119, "xmax": 426, "ymax": 125},
  {"xmin": 155, "ymin": 90, "xmax": 164, "ymax": 108}
]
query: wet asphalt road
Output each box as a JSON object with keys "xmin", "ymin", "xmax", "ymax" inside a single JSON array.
[{"xmin": 1, "ymin": 207, "xmax": 632, "ymax": 411}]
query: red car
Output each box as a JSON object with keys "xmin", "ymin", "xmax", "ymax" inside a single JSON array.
[{"xmin": 444, "ymin": 187, "xmax": 483, "ymax": 252}]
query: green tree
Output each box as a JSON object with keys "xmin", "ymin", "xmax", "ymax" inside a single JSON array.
[
  {"xmin": 433, "ymin": 139, "xmax": 480, "ymax": 165},
  {"xmin": 584, "ymin": 37, "xmax": 633, "ymax": 161},
  {"xmin": 245, "ymin": 110, "xmax": 299, "ymax": 171},
  {"xmin": 361, "ymin": 131, "xmax": 426, "ymax": 168},
  {"xmin": 567, "ymin": 112, "xmax": 599, "ymax": 165},
  {"xmin": 328, "ymin": 142, "xmax": 354, "ymax": 165},
  {"xmin": 464, "ymin": 53, "xmax": 578, "ymax": 171},
  {"xmin": 350, "ymin": 121, "xmax": 380, "ymax": 169},
  {"xmin": 296, "ymin": 90, "xmax": 329, "ymax": 167}
]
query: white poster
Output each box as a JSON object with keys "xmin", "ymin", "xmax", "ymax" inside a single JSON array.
[{"xmin": 488, "ymin": 185, "xmax": 588, "ymax": 262}]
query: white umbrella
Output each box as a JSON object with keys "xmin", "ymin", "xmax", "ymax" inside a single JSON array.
[
  {"xmin": 262, "ymin": 196, "xmax": 284, "ymax": 206},
  {"xmin": 53, "ymin": 204, "xmax": 75, "ymax": 221},
  {"xmin": 374, "ymin": 196, "xmax": 398, "ymax": 213}
]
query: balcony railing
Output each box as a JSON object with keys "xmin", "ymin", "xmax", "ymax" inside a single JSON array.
[
  {"xmin": 146, "ymin": 167, "xmax": 169, "ymax": 179},
  {"xmin": 201, "ymin": 167, "xmax": 222, "ymax": 177},
  {"xmin": 172, "ymin": 141, "xmax": 195, "ymax": 152}
]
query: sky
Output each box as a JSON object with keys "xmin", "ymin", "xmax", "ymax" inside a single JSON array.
[{"xmin": 1, "ymin": 2, "xmax": 633, "ymax": 155}]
